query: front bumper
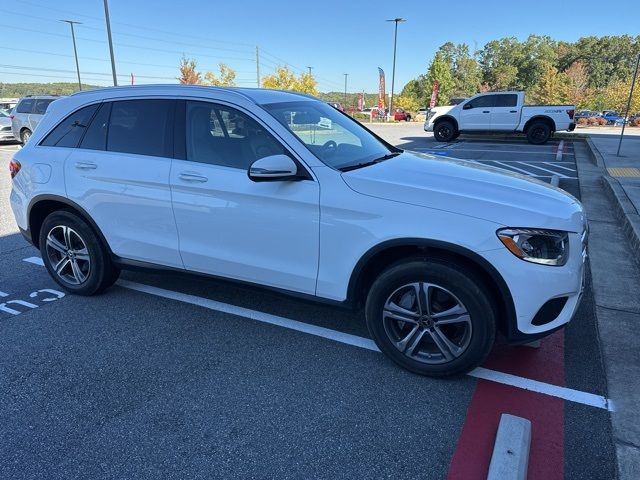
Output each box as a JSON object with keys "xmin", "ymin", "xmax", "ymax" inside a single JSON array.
[
  {"xmin": 482, "ymin": 229, "xmax": 587, "ymax": 342},
  {"xmin": 424, "ymin": 120, "xmax": 435, "ymax": 132}
]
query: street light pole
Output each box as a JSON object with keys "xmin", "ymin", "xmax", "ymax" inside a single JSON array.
[
  {"xmin": 60, "ymin": 20, "xmax": 82, "ymax": 91},
  {"xmin": 103, "ymin": 0, "xmax": 118, "ymax": 86},
  {"xmin": 344, "ymin": 73, "xmax": 348, "ymax": 105},
  {"xmin": 307, "ymin": 66, "xmax": 313, "ymax": 75},
  {"xmin": 617, "ymin": 53, "xmax": 640, "ymax": 157},
  {"xmin": 386, "ymin": 17, "xmax": 406, "ymax": 121}
]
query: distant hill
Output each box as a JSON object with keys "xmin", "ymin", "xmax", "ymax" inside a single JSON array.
[{"xmin": 0, "ymin": 82, "xmax": 101, "ymax": 98}]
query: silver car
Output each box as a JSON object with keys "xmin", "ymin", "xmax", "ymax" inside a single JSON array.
[
  {"xmin": 11, "ymin": 96, "xmax": 59, "ymax": 143},
  {"xmin": 0, "ymin": 109, "xmax": 15, "ymax": 142}
]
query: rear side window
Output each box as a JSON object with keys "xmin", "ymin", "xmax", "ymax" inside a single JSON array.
[
  {"xmin": 16, "ymin": 99, "xmax": 34, "ymax": 113},
  {"xmin": 107, "ymin": 100, "xmax": 173, "ymax": 157},
  {"xmin": 33, "ymin": 99, "xmax": 54, "ymax": 115},
  {"xmin": 494, "ymin": 94, "xmax": 518, "ymax": 107},
  {"xmin": 41, "ymin": 104, "xmax": 100, "ymax": 148}
]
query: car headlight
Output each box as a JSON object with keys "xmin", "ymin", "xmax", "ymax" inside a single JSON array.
[{"xmin": 497, "ymin": 228, "xmax": 569, "ymax": 266}]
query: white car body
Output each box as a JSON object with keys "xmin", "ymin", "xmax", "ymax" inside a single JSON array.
[
  {"xmin": 10, "ymin": 85, "xmax": 585, "ymax": 353},
  {"xmin": 424, "ymin": 91, "xmax": 576, "ymax": 136}
]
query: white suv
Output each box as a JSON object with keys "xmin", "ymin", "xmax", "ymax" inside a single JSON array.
[{"xmin": 9, "ymin": 85, "xmax": 587, "ymax": 376}]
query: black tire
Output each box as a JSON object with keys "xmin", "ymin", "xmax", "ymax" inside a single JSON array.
[
  {"xmin": 526, "ymin": 121, "xmax": 552, "ymax": 144},
  {"xmin": 20, "ymin": 128, "xmax": 32, "ymax": 144},
  {"xmin": 39, "ymin": 210, "xmax": 120, "ymax": 295},
  {"xmin": 365, "ymin": 259, "xmax": 496, "ymax": 377},
  {"xmin": 433, "ymin": 120, "xmax": 456, "ymax": 142}
]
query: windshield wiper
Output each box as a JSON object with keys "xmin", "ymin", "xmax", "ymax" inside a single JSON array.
[{"xmin": 338, "ymin": 152, "xmax": 401, "ymax": 172}]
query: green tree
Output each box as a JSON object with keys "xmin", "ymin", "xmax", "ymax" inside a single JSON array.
[
  {"xmin": 177, "ymin": 56, "xmax": 201, "ymax": 85},
  {"xmin": 529, "ymin": 65, "xmax": 570, "ymax": 105},
  {"xmin": 394, "ymin": 95, "xmax": 420, "ymax": 112},
  {"xmin": 426, "ymin": 52, "xmax": 455, "ymax": 106},
  {"xmin": 203, "ymin": 63, "xmax": 236, "ymax": 87}
]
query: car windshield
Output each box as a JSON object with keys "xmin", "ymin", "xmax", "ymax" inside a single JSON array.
[
  {"xmin": 0, "ymin": 109, "xmax": 8, "ymax": 117},
  {"xmin": 262, "ymin": 100, "xmax": 397, "ymax": 170}
]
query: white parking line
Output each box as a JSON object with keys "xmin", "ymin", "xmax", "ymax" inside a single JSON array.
[
  {"xmin": 21, "ymin": 256, "xmax": 613, "ymax": 411},
  {"xmin": 556, "ymin": 140, "xmax": 564, "ymax": 162},
  {"xmin": 542, "ymin": 162, "xmax": 576, "ymax": 173},
  {"xmin": 490, "ymin": 161, "xmax": 535, "ymax": 175}
]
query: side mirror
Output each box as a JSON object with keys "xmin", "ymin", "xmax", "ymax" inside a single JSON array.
[
  {"xmin": 463, "ymin": 103, "xmax": 473, "ymax": 110},
  {"xmin": 248, "ymin": 154, "xmax": 299, "ymax": 182}
]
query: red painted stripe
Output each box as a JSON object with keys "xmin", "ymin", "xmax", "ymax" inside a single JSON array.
[{"xmin": 448, "ymin": 331, "xmax": 565, "ymax": 479}]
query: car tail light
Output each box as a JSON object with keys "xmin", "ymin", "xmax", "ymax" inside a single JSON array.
[
  {"xmin": 9, "ymin": 159, "xmax": 21, "ymax": 179},
  {"xmin": 567, "ymin": 109, "xmax": 575, "ymax": 119}
]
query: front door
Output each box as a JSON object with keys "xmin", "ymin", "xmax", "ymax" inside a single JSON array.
[
  {"xmin": 459, "ymin": 94, "xmax": 496, "ymax": 130},
  {"xmin": 170, "ymin": 100, "xmax": 320, "ymax": 295}
]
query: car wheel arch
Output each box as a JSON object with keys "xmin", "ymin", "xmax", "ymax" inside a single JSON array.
[
  {"xmin": 434, "ymin": 115, "xmax": 459, "ymax": 132},
  {"xmin": 346, "ymin": 238, "xmax": 515, "ymax": 336},
  {"xmin": 524, "ymin": 115, "xmax": 556, "ymax": 133},
  {"xmin": 27, "ymin": 195, "xmax": 113, "ymax": 256}
]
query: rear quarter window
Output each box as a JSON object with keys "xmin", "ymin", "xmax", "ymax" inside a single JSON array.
[
  {"xmin": 40, "ymin": 103, "xmax": 100, "ymax": 148},
  {"xmin": 16, "ymin": 99, "xmax": 34, "ymax": 113},
  {"xmin": 33, "ymin": 99, "xmax": 54, "ymax": 115}
]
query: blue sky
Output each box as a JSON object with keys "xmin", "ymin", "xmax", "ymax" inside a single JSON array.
[{"xmin": 1, "ymin": 0, "xmax": 639, "ymax": 93}]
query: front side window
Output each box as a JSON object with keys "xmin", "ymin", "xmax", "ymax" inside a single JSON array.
[
  {"xmin": 33, "ymin": 99, "xmax": 54, "ymax": 115},
  {"xmin": 465, "ymin": 95, "xmax": 495, "ymax": 109},
  {"xmin": 17, "ymin": 99, "xmax": 34, "ymax": 113},
  {"xmin": 185, "ymin": 101, "xmax": 287, "ymax": 169},
  {"xmin": 107, "ymin": 99, "xmax": 173, "ymax": 157},
  {"xmin": 40, "ymin": 103, "xmax": 100, "ymax": 148},
  {"xmin": 263, "ymin": 100, "xmax": 394, "ymax": 170}
]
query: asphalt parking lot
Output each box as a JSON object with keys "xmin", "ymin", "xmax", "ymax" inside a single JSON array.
[{"xmin": 0, "ymin": 131, "xmax": 616, "ymax": 479}]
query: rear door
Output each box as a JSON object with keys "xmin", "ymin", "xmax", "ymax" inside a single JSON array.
[
  {"xmin": 64, "ymin": 98, "xmax": 182, "ymax": 267},
  {"xmin": 490, "ymin": 94, "xmax": 520, "ymax": 130},
  {"xmin": 459, "ymin": 95, "xmax": 495, "ymax": 130},
  {"xmin": 30, "ymin": 98, "xmax": 54, "ymax": 132}
]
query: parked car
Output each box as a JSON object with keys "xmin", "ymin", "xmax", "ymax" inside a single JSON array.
[
  {"xmin": 0, "ymin": 98, "xmax": 18, "ymax": 111},
  {"xmin": 11, "ymin": 95, "xmax": 59, "ymax": 143},
  {"xmin": 574, "ymin": 110, "xmax": 601, "ymax": 120},
  {"xmin": 601, "ymin": 111, "xmax": 625, "ymax": 126},
  {"xmin": 9, "ymin": 85, "xmax": 586, "ymax": 377},
  {"xmin": 0, "ymin": 109, "xmax": 15, "ymax": 142},
  {"xmin": 328, "ymin": 102, "xmax": 344, "ymax": 112},
  {"xmin": 394, "ymin": 108, "xmax": 412, "ymax": 121},
  {"xmin": 424, "ymin": 91, "xmax": 576, "ymax": 144}
]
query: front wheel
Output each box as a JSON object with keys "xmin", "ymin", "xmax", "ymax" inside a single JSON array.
[
  {"xmin": 39, "ymin": 211, "xmax": 120, "ymax": 295},
  {"xmin": 365, "ymin": 260, "xmax": 496, "ymax": 377},
  {"xmin": 433, "ymin": 120, "xmax": 456, "ymax": 142},
  {"xmin": 20, "ymin": 129, "xmax": 32, "ymax": 144}
]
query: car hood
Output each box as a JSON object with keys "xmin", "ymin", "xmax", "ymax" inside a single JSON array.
[{"xmin": 341, "ymin": 151, "xmax": 585, "ymax": 232}]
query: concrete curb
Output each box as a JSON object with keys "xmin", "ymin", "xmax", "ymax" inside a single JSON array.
[
  {"xmin": 601, "ymin": 176, "xmax": 640, "ymax": 268},
  {"xmin": 487, "ymin": 414, "xmax": 532, "ymax": 480},
  {"xmin": 585, "ymin": 136, "xmax": 605, "ymax": 167}
]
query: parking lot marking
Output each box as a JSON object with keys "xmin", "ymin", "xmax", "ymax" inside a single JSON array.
[
  {"xmin": 542, "ymin": 162, "xmax": 576, "ymax": 173},
  {"xmin": 491, "ymin": 161, "xmax": 535, "ymax": 175},
  {"xmin": 0, "ymin": 291, "xmax": 8, "ymax": 297},
  {"xmin": 519, "ymin": 162, "xmax": 572, "ymax": 177},
  {"xmin": 22, "ymin": 256, "xmax": 611, "ymax": 410},
  {"xmin": 555, "ymin": 140, "xmax": 564, "ymax": 162}
]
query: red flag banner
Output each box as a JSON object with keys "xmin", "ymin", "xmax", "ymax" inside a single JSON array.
[
  {"xmin": 378, "ymin": 67, "xmax": 386, "ymax": 109},
  {"xmin": 357, "ymin": 93, "xmax": 363, "ymax": 111},
  {"xmin": 429, "ymin": 80, "xmax": 440, "ymax": 109}
]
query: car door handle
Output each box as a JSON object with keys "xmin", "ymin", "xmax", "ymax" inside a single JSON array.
[
  {"xmin": 179, "ymin": 172, "xmax": 208, "ymax": 183},
  {"xmin": 74, "ymin": 162, "xmax": 97, "ymax": 170},
  {"xmin": 510, "ymin": 110, "xmax": 518, "ymax": 113},
  {"xmin": 483, "ymin": 110, "xmax": 490, "ymax": 113}
]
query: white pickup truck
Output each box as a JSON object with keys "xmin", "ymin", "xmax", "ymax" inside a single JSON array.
[{"xmin": 424, "ymin": 91, "xmax": 575, "ymax": 144}]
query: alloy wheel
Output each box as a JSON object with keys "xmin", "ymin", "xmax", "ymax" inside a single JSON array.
[
  {"xmin": 45, "ymin": 225, "xmax": 91, "ymax": 285},
  {"xmin": 382, "ymin": 282, "xmax": 472, "ymax": 364}
]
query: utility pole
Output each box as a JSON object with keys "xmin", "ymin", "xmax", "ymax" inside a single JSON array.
[
  {"xmin": 256, "ymin": 46, "xmax": 260, "ymax": 87},
  {"xmin": 60, "ymin": 20, "xmax": 82, "ymax": 91},
  {"xmin": 344, "ymin": 73, "xmax": 348, "ymax": 105},
  {"xmin": 103, "ymin": 0, "xmax": 118, "ymax": 86},
  {"xmin": 386, "ymin": 17, "xmax": 406, "ymax": 120},
  {"xmin": 617, "ymin": 53, "xmax": 640, "ymax": 157},
  {"xmin": 307, "ymin": 66, "xmax": 313, "ymax": 75}
]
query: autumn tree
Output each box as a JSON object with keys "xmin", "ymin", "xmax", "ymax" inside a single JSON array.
[
  {"xmin": 203, "ymin": 63, "xmax": 237, "ymax": 87},
  {"xmin": 426, "ymin": 52, "xmax": 455, "ymax": 106},
  {"xmin": 529, "ymin": 65, "xmax": 570, "ymax": 105},
  {"xmin": 261, "ymin": 66, "xmax": 318, "ymax": 95},
  {"xmin": 565, "ymin": 61, "xmax": 589, "ymax": 108},
  {"xmin": 177, "ymin": 56, "xmax": 201, "ymax": 85}
]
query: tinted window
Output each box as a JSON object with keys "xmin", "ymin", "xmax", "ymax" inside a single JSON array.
[
  {"xmin": 40, "ymin": 104, "xmax": 100, "ymax": 148},
  {"xmin": 494, "ymin": 94, "xmax": 518, "ymax": 107},
  {"xmin": 186, "ymin": 101, "xmax": 287, "ymax": 169},
  {"xmin": 80, "ymin": 103, "xmax": 110, "ymax": 150},
  {"xmin": 33, "ymin": 99, "xmax": 54, "ymax": 115},
  {"xmin": 466, "ymin": 95, "xmax": 495, "ymax": 109},
  {"xmin": 107, "ymin": 100, "xmax": 173, "ymax": 157},
  {"xmin": 17, "ymin": 99, "xmax": 34, "ymax": 113}
]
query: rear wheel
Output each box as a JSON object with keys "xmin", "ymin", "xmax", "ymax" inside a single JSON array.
[
  {"xmin": 433, "ymin": 120, "xmax": 456, "ymax": 142},
  {"xmin": 526, "ymin": 121, "xmax": 551, "ymax": 144},
  {"xmin": 20, "ymin": 128, "xmax": 32, "ymax": 144},
  {"xmin": 39, "ymin": 211, "xmax": 120, "ymax": 295},
  {"xmin": 365, "ymin": 260, "xmax": 496, "ymax": 377}
]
